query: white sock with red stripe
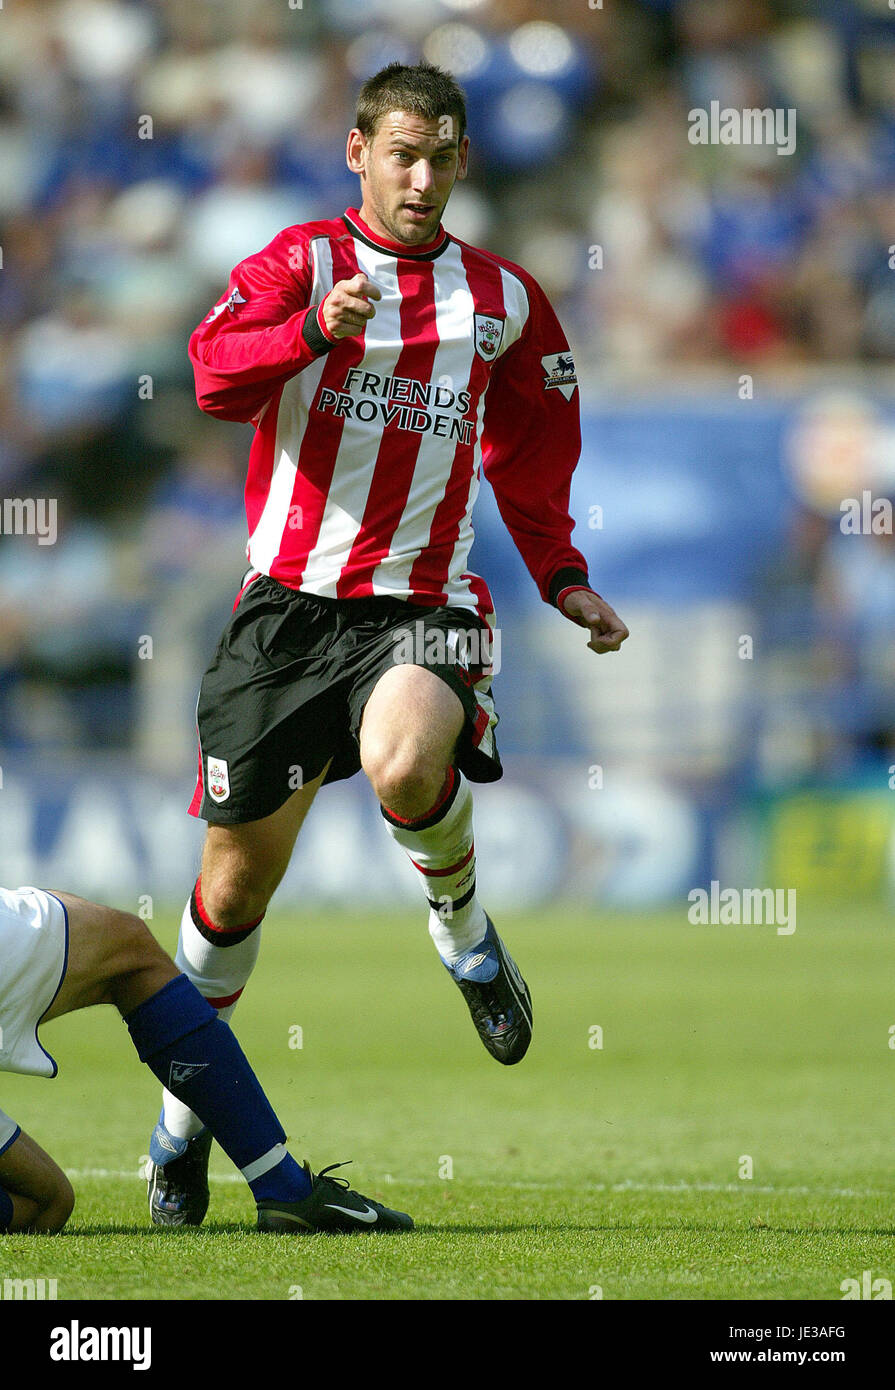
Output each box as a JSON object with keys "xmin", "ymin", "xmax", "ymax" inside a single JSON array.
[
  {"xmin": 160, "ymin": 879, "xmax": 263, "ymax": 1142},
  {"xmin": 381, "ymin": 767, "xmax": 488, "ymax": 964}
]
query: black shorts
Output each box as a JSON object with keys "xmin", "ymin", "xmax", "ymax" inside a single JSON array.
[{"xmin": 189, "ymin": 573, "xmax": 502, "ymax": 824}]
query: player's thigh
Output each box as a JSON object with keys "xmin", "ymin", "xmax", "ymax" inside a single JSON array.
[
  {"xmin": 359, "ymin": 663, "xmax": 464, "ymax": 775},
  {"xmin": 42, "ymin": 895, "xmax": 173, "ymax": 1021},
  {"xmin": 201, "ymin": 758, "xmax": 330, "ymax": 896},
  {"xmin": 0, "ymin": 1128, "xmax": 74, "ymax": 1231}
]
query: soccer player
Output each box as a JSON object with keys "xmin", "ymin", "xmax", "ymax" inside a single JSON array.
[
  {"xmin": 0, "ymin": 885, "xmax": 412, "ymax": 1232},
  {"xmin": 149, "ymin": 61, "xmax": 628, "ymax": 1223}
]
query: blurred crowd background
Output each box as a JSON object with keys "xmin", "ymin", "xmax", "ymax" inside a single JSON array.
[{"xmin": 1, "ymin": 0, "xmax": 894, "ymax": 903}]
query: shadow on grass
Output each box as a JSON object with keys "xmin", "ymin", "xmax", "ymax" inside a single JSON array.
[
  {"xmin": 63, "ymin": 1222, "xmax": 424, "ymax": 1238},
  {"xmin": 64, "ymin": 1222, "xmax": 255, "ymax": 1238}
]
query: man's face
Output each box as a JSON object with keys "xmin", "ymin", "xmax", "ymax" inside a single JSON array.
[{"xmin": 347, "ymin": 110, "xmax": 468, "ymax": 245}]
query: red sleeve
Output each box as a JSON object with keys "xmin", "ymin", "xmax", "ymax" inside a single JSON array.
[
  {"xmin": 479, "ymin": 270, "xmax": 589, "ymax": 604},
  {"xmin": 188, "ymin": 227, "xmax": 333, "ymax": 424}
]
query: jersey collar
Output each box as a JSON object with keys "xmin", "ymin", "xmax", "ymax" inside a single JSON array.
[{"xmin": 342, "ymin": 208, "xmax": 450, "ymax": 260}]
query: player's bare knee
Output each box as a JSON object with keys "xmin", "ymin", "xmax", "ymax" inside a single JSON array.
[
  {"xmin": 105, "ymin": 911, "xmax": 175, "ymax": 1014},
  {"xmin": 114, "ymin": 911, "xmax": 166, "ymax": 973},
  {"xmin": 200, "ymin": 872, "xmax": 270, "ymax": 930},
  {"xmin": 364, "ymin": 745, "xmax": 443, "ymax": 814}
]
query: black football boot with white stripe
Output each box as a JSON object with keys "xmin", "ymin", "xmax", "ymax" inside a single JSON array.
[
  {"xmin": 442, "ymin": 915, "xmax": 532, "ymax": 1065},
  {"xmin": 257, "ymin": 1161, "xmax": 414, "ymax": 1233}
]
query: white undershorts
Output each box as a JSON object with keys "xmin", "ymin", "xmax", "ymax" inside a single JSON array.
[{"xmin": 0, "ymin": 886, "xmax": 68, "ymax": 1080}]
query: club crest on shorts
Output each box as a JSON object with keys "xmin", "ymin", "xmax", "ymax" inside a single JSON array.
[
  {"xmin": 541, "ymin": 351, "xmax": 578, "ymax": 400},
  {"xmin": 207, "ymin": 756, "xmax": 231, "ymax": 804},
  {"xmin": 474, "ymin": 313, "xmax": 504, "ymax": 361}
]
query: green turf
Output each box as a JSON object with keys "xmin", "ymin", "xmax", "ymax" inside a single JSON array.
[{"xmin": 1, "ymin": 900, "xmax": 894, "ymax": 1299}]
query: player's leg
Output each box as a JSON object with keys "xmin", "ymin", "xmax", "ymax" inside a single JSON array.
[
  {"xmin": 199, "ymin": 758, "xmax": 330, "ymax": 927},
  {"xmin": 360, "ymin": 662, "xmax": 532, "ymax": 1064},
  {"xmin": 0, "ymin": 1128, "xmax": 74, "ymax": 1234},
  {"xmin": 149, "ymin": 768, "xmax": 328, "ymax": 1222},
  {"xmin": 361, "ymin": 666, "xmax": 486, "ymax": 954},
  {"xmin": 156, "ymin": 766, "xmax": 326, "ymax": 1127},
  {"xmin": 181, "ymin": 764, "xmax": 328, "ymax": 1019}
]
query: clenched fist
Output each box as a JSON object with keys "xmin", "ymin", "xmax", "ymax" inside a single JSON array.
[{"xmin": 321, "ymin": 274, "xmax": 382, "ymax": 339}]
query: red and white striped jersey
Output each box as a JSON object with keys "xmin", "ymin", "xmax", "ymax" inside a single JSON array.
[{"xmin": 189, "ymin": 207, "xmax": 588, "ymax": 617}]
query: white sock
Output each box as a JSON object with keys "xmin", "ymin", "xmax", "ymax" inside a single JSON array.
[
  {"xmin": 160, "ymin": 881, "xmax": 263, "ymax": 1141},
  {"xmin": 381, "ymin": 767, "xmax": 487, "ymax": 965}
]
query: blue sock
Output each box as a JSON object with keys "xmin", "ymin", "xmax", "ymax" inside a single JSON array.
[
  {"xmin": 249, "ymin": 1152, "xmax": 311, "ymax": 1204},
  {"xmin": 126, "ymin": 975, "xmax": 311, "ymax": 1202},
  {"xmin": 0, "ymin": 1185, "xmax": 13, "ymax": 1232}
]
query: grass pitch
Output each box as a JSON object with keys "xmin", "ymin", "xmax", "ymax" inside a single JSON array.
[{"xmin": 1, "ymin": 900, "xmax": 894, "ymax": 1300}]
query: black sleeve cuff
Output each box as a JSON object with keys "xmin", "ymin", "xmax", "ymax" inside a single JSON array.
[
  {"xmin": 302, "ymin": 307, "xmax": 338, "ymax": 356},
  {"xmin": 548, "ymin": 567, "xmax": 590, "ymax": 608}
]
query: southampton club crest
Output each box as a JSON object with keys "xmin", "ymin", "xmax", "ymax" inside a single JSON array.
[
  {"xmin": 473, "ymin": 313, "xmax": 505, "ymax": 361},
  {"xmin": 540, "ymin": 351, "xmax": 578, "ymax": 400},
  {"xmin": 207, "ymin": 756, "xmax": 231, "ymax": 804}
]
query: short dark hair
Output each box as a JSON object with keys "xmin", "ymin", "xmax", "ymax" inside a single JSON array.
[{"xmin": 356, "ymin": 61, "xmax": 467, "ymax": 146}]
